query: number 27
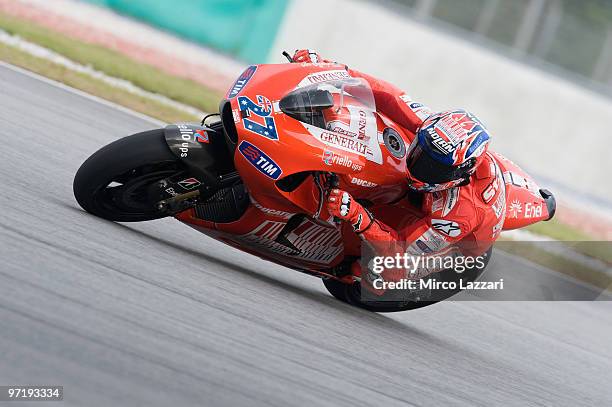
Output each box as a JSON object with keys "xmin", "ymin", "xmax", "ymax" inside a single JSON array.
[{"xmin": 238, "ymin": 96, "xmax": 278, "ymax": 140}]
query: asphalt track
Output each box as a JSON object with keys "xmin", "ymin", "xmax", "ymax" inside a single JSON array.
[{"xmin": 0, "ymin": 63, "xmax": 611, "ymax": 406}]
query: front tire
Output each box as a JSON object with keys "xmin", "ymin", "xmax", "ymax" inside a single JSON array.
[
  {"xmin": 323, "ymin": 248, "xmax": 492, "ymax": 312},
  {"xmin": 322, "ymin": 279, "xmax": 436, "ymax": 312},
  {"xmin": 73, "ymin": 129, "xmax": 184, "ymax": 222}
]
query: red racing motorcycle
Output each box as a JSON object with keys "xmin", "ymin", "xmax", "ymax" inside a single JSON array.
[{"xmin": 74, "ymin": 57, "xmax": 555, "ymax": 312}]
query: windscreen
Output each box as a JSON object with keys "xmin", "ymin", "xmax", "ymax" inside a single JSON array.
[{"xmin": 279, "ymin": 78, "xmax": 376, "ymax": 131}]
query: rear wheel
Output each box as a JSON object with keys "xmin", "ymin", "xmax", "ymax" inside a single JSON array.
[{"xmin": 73, "ymin": 129, "xmax": 185, "ymax": 222}]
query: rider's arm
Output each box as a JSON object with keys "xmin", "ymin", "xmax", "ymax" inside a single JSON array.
[
  {"xmin": 327, "ymin": 188, "xmax": 471, "ymax": 255},
  {"xmin": 361, "ymin": 205, "xmax": 478, "ymax": 282},
  {"xmin": 327, "ymin": 188, "xmax": 478, "ymax": 287},
  {"xmin": 359, "ymin": 214, "xmax": 460, "ymax": 252},
  {"xmin": 290, "ymin": 49, "xmax": 432, "ymax": 134},
  {"xmin": 346, "ymin": 68, "xmax": 432, "ymax": 134}
]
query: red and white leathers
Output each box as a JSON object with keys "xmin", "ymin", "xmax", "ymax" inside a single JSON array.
[
  {"xmin": 292, "ymin": 50, "xmax": 504, "ymax": 283},
  {"xmin": 328, "ymin": 157, "xmax": 504, "ymax": 284},
  {"xmin": 335, "ymin": 69, "xmax": 505, "ymax": 255}
]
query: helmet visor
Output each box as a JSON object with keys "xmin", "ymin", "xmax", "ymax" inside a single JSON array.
[{"xmin": 406, "ymin": 144, "xmax": 462, "ymax": 184}]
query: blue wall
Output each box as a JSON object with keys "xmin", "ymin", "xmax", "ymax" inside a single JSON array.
[{"xmin": 80, "ymin": 0, "xmax": 289, "ymax": 63}]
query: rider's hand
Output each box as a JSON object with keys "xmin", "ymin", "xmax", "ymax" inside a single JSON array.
[
  {"xmin": 292, "ymin": 49, "xmax": 322, "ymax": 64},
  {"xmin": 327, "ymin": 189, "xmax": 373, "ymax": 233}
]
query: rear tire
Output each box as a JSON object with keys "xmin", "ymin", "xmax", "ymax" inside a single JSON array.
[{"xmin": 73, "ymin": 129, "xmax": 184, "ymax": 222}]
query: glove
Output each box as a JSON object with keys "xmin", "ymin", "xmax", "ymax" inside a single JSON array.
[
  {"xmin": 326, "ymin": 189, "xmax": 373, "ymax": 233},
  {"xmin": 292, "ymin": 49, "xmax": 322, "ymax": 64}
]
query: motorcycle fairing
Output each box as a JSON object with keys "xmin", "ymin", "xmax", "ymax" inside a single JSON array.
[
  {"xmin": 226, "ymin": 64, "xmax": 414, "ymax": 209},
  {"xmin": 164, "ymin": 123, "xmax": 234, "ymax": 187},
  {"xmin": 493, "ymin": 152, "xmax": 555, "ymax": 230},
  {"xmin": 175, "ymin": 63, "xmax": 427, "ymax": 270}
]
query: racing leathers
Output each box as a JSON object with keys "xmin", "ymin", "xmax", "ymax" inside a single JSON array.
[{"xmin": 293, "ymin": 50, "xmax": 504, "ymax": 284}]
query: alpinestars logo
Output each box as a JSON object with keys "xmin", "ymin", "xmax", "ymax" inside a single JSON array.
[
  {"xmin": 352, "ymin": 214, "xmax": 363, "ymax": 232},
  {"xmin": 431, "ymin": 219, "xmax": 461, "ymax": 238}
]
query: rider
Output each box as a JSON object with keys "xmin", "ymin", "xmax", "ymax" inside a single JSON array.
[{"xmin": 292, "ymin": 49, "xmax": 505, "ymax": 285}]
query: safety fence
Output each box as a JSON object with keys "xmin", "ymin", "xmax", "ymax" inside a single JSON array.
[{"xmin": 391, "ymin": 0, "xmax": 612, "ymax": 90}]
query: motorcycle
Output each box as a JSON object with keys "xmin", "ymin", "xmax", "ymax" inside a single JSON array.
[{"xmin": 74, "ymin": 54, "xmax": 556, "ymax": 312}]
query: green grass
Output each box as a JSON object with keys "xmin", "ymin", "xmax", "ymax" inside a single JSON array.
[
  {"xmin": 496, "ymin": 243, "xmax": 611, "ymax": 291},
  {"xmin": 526, "ymin": 219, "xmax": 610, "ymax": 264},
  {"xmin": 526, "ymin": 218, "xmax": 594, "ymax": 241},
  {"xmin": 0, "ymin": 12, "xmax": 221, "ymax": 114},
  {"xmin": 0, "ymin": 42, "xmax": 199, "ymax": 123}
]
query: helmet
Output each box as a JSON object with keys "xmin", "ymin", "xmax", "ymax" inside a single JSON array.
[{"xmin": 406, "ymin": 110, "xmax": 491, "ymax": 192}]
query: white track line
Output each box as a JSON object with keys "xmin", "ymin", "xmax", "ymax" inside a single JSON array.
[
  {"xmin": 0, "ymin": 60, "xmax": 164, "ymax": 126},
  {"xmin": 0, "ymin": 29, "xmax": 206, "ymax": 122}
]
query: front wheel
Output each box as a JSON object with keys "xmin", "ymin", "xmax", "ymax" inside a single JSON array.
[
  {"xmin": 73, "ymin": 129, "xmax": 185, "ymax": 222},
  {"xmin": 323, "ymin": 278, "xmax": 436, "ymax": 312},
  {"xmin": 323, "ymin": 248, "xmax": 492, "ymax": 312}
]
